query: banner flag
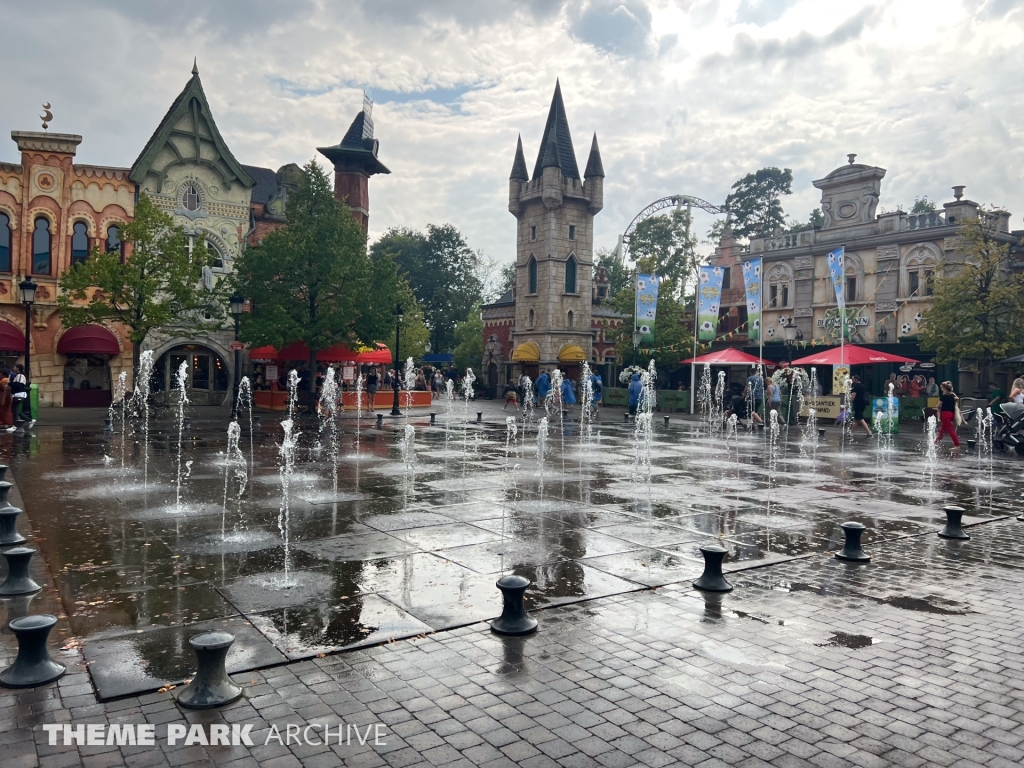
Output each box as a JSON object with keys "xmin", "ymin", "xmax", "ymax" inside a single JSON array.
[
  {"xmin": 634, "ymin": 274, "xmax": 659, "ymax": 344},
  {"xmin": 697, "ymin": 265, "xmax": 725, "ymax": 341},
  {"xmin": 741, "ymin": 258, "xmax": 762, "ymax": 342},
  {"xmin": 827, "ymin": 247, "xmax": 845, "ymax": 310}
]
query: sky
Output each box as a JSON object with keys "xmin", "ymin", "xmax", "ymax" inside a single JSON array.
[{"xmin": 2, "ymin": 0, "xmax": 1022, "ymax": 269}]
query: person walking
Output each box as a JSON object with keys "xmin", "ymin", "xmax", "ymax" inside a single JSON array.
[
  {"xmin": 935, "ymin": 381, "xmax": 960, "ymax": 449},
  {"xmin": 560, "ymin": 376, "xmax": 577, "ymax": 416},
  {"xmin": 850, "ymin": 375, "xmax": 873, "ymax": 437},
  {"xmin": 627, "ymin": 373, "xmax": 643, "ymax": 417},
  {"xmin": 433, "ymin": 369, "xmax": 443, "ymax": 400},
  {"xmin": 0, "ymin": 369, "xmax": 14, "ymax": 431},
  {"xmin": 589, "ymin": 372, "xmax": 603, "ymax": 418},
  {"xmin": 365, "ymin": 367, "xmax": 379, "ymax": 413},
  {"xmin": 747, "ymin": 368, "xmax": 765, "ymax": 424},
  {"xmin": 766, "ymin": 376, "xmax": 782, "ymax": 419},
  {"xmin": 10, "ymin": 364, "xmax": 29, "ymax": 427},
  {"xmin": 535, "ymin": 370, "xmax": 551, "ymax": 401}
]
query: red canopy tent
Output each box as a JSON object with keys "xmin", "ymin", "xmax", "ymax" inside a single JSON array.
[
  {"xmin": 272, "ymin": 342, "xmax": 393, "ymax": 365},
  {"xmin": 680, "ymin": 348, "xmax": 772, "ymax": 366},
  {"xmin": 790, "ymin": 344, "xmax": 918, "ymax": 366},
  {"xmin": 249, "ymin": 345, "xmax": 278, "ymax": 362}
]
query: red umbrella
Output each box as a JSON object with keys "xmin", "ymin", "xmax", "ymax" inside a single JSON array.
[
  {"xmin": 680, "ymin": 348, "xmax": 771, "ymax": 366},
  {"xmin": 790, "ymin": 344, "xmax": 918, "ymax": 366},
  {"xmin": 356, "ymin": 343, "xmax": 392, "ymax": 364},
  {"xmin": 249, "ymin": 345, "xmax": 278, "ymax": 362},
  {"xmin": 277, "ymin": 341, "xmax": 311, "ymax": 361}
]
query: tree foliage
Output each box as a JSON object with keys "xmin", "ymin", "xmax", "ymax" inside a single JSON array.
[
  {"xmin": 357, "ymin": 254, "xmax": 428, "ymax": 364},
  {"xmin": 723, "ymin": 167, "xmax": 793, "ymax": 238},
  {"xmin": 911, "ymin": 196, "xmax": 936, "ymax": 214},
  {"xmin": 608, "ymin": 277, "xmax": 690, "ymax": 373},
  {"xmin": 452, "ymin": 303, "xmax": 483, "ymax": 373},
  {"xmin": 370, "ymin": 224, "xmax": 483, "ymax": 353},
  {"xmin": 919, "ymin": 216, "xmax": 1024, "ymax": 373},
  {"xmin": 58, "ymin": 193, "xmax": 222, "ymax": 370},
  {"xmin": 627, "ymin": 208, "xmax": 699, "ymax": 298},
  {"xmin": 595, "ymin": 248, "xmax": 630, "ymax": 300},
  {"xmin": 496, "ymin": 262, "xmax": 516, "ymax": 298}
]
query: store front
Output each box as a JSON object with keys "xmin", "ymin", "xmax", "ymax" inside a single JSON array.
[
  {"xmin": 57, "ymin": 325, "xmax": 120, "ymax": 408},
  {"xmin": 0, "ymin": 321, "xmax": 25, "ymax": 374},
  {"xmin": 154, "ymin": 344, "xmax": 229, "ymax": 405}
]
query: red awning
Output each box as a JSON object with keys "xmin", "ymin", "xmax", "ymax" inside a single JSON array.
[
  {"xmin": 680, "ymin": 348, "xmax": 771, "ymax": 366},
  {"xmin": 277, "ymin": 341, "xmax": 311, "ymax": 361},
  {"xmin": 356, "ymin": 343, "xmax": 392, "ymax": 364},
  {"xmin": 790, "ymin": 344, "xmax": 918, "ymax": 367},
  {"xmin": 57, "ymin": 324, "xmax": 120, "ymax": 356},
  {"xmin": 274, "ymin": 341, "xmax": 393, "ymax": 365},
  {"xmin": 249, "ymin": 345, "xmax": 278, "ymax": 362},
  {"xmin": 0, "ymin": 322, "xmax": 24, "ymax": 354}
]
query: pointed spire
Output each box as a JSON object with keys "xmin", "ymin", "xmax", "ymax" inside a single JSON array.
[
  {"xmin": 532, "ymin": 79, "xmax": 580, "ymax": 180},
  {"xmin": 584, "ymin": 133, "xmax": 604, "ymax": 179},
  {"xmin": 510, "ymin": 135, "xmax": 529, "ymax": 180},
  {"xmin": 192, "ymin": 57, "xmax": 199, "ymax": 76}
]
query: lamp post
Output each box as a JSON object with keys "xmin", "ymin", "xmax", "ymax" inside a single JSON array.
[
  {"xmin": 19, "ymin": 277, "xmax": 36, "ymax": 395},
  {"xmin": 230, "ymin": 291, "xmax": 244, "ymax": 419},
  {"xmin": 632, "ymin": 329, "xmax": 643, "ymax": 368},
  {"xmin": 391, "ymin": 303, "xmax": 404, "ymax": 416},
  {"xmin": 877, "ymin": 325, "xmax": 888, "ymax": 344}
]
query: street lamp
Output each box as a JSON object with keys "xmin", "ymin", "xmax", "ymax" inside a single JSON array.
[
  {"xmin": 632, "ymin": 329, "xmax": 643, "ymax": 367},
  {"xmin": 19, "ymin": 277, "xmax": 36, "ymax": 401},
  {"xmin": 783, "ymin": 318, "xmax": 803, "ymax": 364},
  {"xmin": 230, "ymin": 291, "xmax": 244, "ymax": 418},
  {"xmin": 391, "ymin": 303, "xmax": 404, "ymax": 416},
  {"xmin": 877, "ymin": 325, "xmax": 888, "ymax": 343}
]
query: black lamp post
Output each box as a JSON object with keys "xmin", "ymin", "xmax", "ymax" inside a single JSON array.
[
  {"xmin": 783, "ymin": 319, "xmax": 802, "ymax": 364},
  {"xmin": 632, "ymin": 329, "xmax": 643, "ymax": 367},
  {"xmin": 230, "ymin": 291, "xmax": 244, "ymax": 418},
  {"xmin": 19, "ymin": 278, "xmax": 36, "ymax": 393},
  {"xmin": 391, "ymin": 303, "xmax": 404, "ymax": 416}
]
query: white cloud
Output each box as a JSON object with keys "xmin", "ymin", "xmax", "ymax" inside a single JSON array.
[{"xmin": 1, "ymin": 0, "xmax": 1022, "ymax": 268}]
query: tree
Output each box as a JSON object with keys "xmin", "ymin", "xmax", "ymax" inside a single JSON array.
[
  {"xmin": 233, "ymin": 160, "xmax": 371, "ymax": 400},
  {"xmin": 354, "ymin": 254, "xmax": 428, "ymax": 365},
  {"xmin": 496, "ymin": 262, "xmax": 516, "ymax": 298},
  {"xmin": 627, "ymin": 208, "xmax": 699, "ymax": 297},
  {"xmin": 452, "ymin": 303, "xmax": 483, "ymax": 373},
  {"xmin": 58, "ymin": 193, "xmax": 222, "ymax": 373},
  {"xmin": 911, "ymin": 196, "xmax": 936, "ymax": 214},
  {"xmin": 595, "ymin": 248, "xmax": 630, "ymax": 299},
  {"xmin": 723, "ymin": 167, "xmax": 793, "ymax": 238},
  {"xmin": 919, "ymin": 215, "xmax": 1024, "ymax": 381},
  {"xmin": 608, "ymin": 277, "xmax": 691, "ymax": 374},
  {"xmin": 370, "ymin": 224, "xmax": 483, "ymax": 353}
]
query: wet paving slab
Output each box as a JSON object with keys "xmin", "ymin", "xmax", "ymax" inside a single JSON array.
[{"xmin": 6, "ymin": 409, "xmax": 1024, "ymax": 702}]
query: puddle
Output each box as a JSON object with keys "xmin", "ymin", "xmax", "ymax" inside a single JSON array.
[
  {"xmin": 881, "ymin": 595, "xmax": 970, "ymax": 615},
  {"xmin": 816, "ymin": 632, "xmax": 875, "ymax": 649}
]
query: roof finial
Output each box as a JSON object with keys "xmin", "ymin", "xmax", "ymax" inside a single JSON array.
[
  {"xmin": 192, "ymin": 57, "xmax": 199, "ymax": 76},
  {"xmin": 847, "ymin": 153, "xmax": 857, "ymax": 165},
  {"xmin": 40, "ymin": 102, "xmax": 53, "ymax": 131}
]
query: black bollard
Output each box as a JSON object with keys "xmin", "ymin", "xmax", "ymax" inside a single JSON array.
[
  {"xmin": 376, "ymin": 413, "xmax": 384, "ymax": 429},
  {"xmin": 477, "ymin": 412, "xmax": 482, "ymax": 423},
  {"xmin": 182, "ymin": 417, "xmax": 191, "ymax": 431},
  {"xmin": 623, "ymin": 412, "xmax": 630, "ymax": 423},
  {"xmin": 430, "ymin": 413, "xmax": 436, "ymax": 425},
  {"xmin": 966, "ymin": 439, "xmax": 977, "ymax": 451},
  {"xmin": 490, "ymin": 575, "xmax": 538, "ymax": 635},
  {"xmin": 0, "ymin": 615, "xmax": 65, "ymax": 688},
  {"xmin": 176, "ymin": 631, "xmax": 243, "ymax": 709},
  {"xmin": 692, "ymin": 545, "xmax": 733, "ymax": 592},
  {"xmin": 938, "ymin": 505, "xmax": 970, "ymax": 540},
  {"xmin": 663, "ymin": 416, "xmax": 670, "ymax": 427},
  {"xmin": 103, "ymin": 417, "xmax": 113, "ymax": 432},
  {"xmin": 817, "ymin": 428, "xmax": 825, "ymax": 439},
  {"xmin": 0, "ymin": 547, "xmax": 41, "ymax": 596},
  {"xmin": 835, "ymin": 521, "xmax": 870, "ymax": 562},
  {"xmin": 0, "ymin": 465, "xmax": 7, "ymax": 483},
  {"xmin": 0, "ymin": 506, "xmax": 26, "ymax": 546},
  {"xmin": 0, "ymin": 481, "xmax": 10, "ymax": 508}
]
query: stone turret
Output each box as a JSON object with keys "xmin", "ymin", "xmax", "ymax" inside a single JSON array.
[
  {"xmin": 584, "ymin": 133, "xmax": 604, "ymax": 215},
  {"xmin": 508, "ymin": 135, "xmax": 528, "ymax": 215}
]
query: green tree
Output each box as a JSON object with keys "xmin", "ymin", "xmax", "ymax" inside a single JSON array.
[
  {"xmin": 919, "ymin": 215, "xmax": 1024, "ymax": 381},
  {"xmin": 58, "ymin": 193, "xmax": 222, "ymax": 373},
  {"xmin": 452, "ymin": 303, "xmax": 483, "ymax": 374},
  {"xmin": 371, "ymin": 224, "xmax": 483, "ymax": 353},
  {"xmin": 496, "ymin": 261, "xmax": 516, "ymax": 298},
  {"xmin": 608, "ymin": 277, "xmax": 690, "ymax": 374},
  {"xmin": 595, "ymin": 248, "xmax": 630, "ymax": 299},
  {"xmin": 355, "ymin": 254, "xmax": 428, "ymax": 364},
  {"xmin": 627, "ymin": 208, "xmax": 699, "ymax": 296},
  {"xmin": 233, "ymin": 160, "xmax": 371, "ymax": 400},
  {"xmin": 911, "ymin": 196, "xmax": 936, "ymax": 214},
  {"xmin": 724, "ymin": 167, "xmax": 793, "ymax": 238}
]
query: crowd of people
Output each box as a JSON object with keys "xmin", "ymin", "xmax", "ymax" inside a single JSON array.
[
  {"xmin": 502, "ymin": 369, "xmax": 604, "ymax": 419},
  {"xmin": 0, "ymin": 364, "xmax": 29, "ymax": 432}
]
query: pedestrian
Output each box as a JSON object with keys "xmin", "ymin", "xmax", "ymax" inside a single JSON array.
[
  {"xmin": 926, "ymin": 376, "xmax": 939, "ymax": 397},
  {"xmin": 766, "ymin": 376, "xmax": 782, "ymax": 419},
  {"xmin": 935, "ymin": 381, "xmax": 961, "ymax": 449},
  {"xmin": 502, "ymin": 380, "xmax": 518, "ymax": 409},
  {"xmin": 849, "ymin": 375, "xmax": 873, "ymax": 437},
  {"xmin": 627, "ymin": 373, "xmax": 642, "ymax": 416},
  {"xmin": 535, "ymin": 369, "xmax": 551, "ymax": 400},
  {"xmin": 590, "ymin": 372, "xmax": 603, "ymax": 417},
  {"xmin": 10, "ymin": 364, "xmax": 29, "ymax": 427},
  {"xmin": 560, "ymin": 376, "xmax": 576, "ymax": 415},
  {"xmin": 986, "ymin": 381, "xmax": 1004, "ymax": 415},
  {"xmin": 365, "ymin": 366, "xmax": 378, "ymax": 412},
  {"xmin": 0, "ymin": 369, "xmax": 14, "ymax": 431},
  {"xmin": 746, "ymin": 367, "xmax": 764, "ymax": 423},
  {"xmin": 433, "ymin": 369, "xmax": 443, "ymax": 400},
  {"xmin": 1009, "ymin": 377, "xmax": 1024, "ymax": 405}
]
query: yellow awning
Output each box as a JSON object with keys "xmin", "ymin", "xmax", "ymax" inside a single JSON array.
[
  {"xmin": 511, "ymin": 341, "xmax": 540, "ymax": 362},
  {"xmin": 557, "ymin": 344, "xmax": 586, "ymax": 363}
]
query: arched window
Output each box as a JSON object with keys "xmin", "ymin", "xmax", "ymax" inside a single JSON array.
[
  {"xmin": 843, "ymin": 252, "xmax": 863, "ymax": 303},
  {"xmin": 0, "ymin": 213, "xmax": 10, "ymax": 272},
  {"xmin": 765, "ymin": 263, "xmax": 792, "ymax": 308},
  {"xmin": 528, "ymin": 256, "xmax": 537, "ymax": 294},
  {"xmin": 206, "ymin": 239, "xmax": 224, "ymax": 269},
  {"xmin": 183, "ymin": 184, "xmax": 201, "ymax": 212},
  {"xmin": 72, "ymin": 222, "xmax": 89, "ymax": 266},
  {"xmin": 567, "ymin": 310, "xmax": 574, "ymax": 328},
  {"xmin": 528, "ymin": 309, "xmax": 535, "ymax": 328},
  {"xmin": 565, "ymin": 255, "xmax": 577, "ymax": 294},
  {"xmin": 32, "ymin": 217, "xmax": 51, "ymax": 275},
  {"xmin": 105, "ymin": 225, "xmax": 122, "ymax": 257},
  {"xmin": 901, "ymin": 245, "xmax": 939, "ymax": 298}
]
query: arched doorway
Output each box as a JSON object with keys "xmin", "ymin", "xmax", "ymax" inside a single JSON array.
[
  {"xmin": 155, "ymin": 345, "xmax": 229, "ymax": 405},
  {"xmin": 58, "ymin": 324, "xmax": 121, "ymax": 407}
]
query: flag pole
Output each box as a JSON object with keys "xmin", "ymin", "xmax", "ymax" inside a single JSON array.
[{"xmin": 689, "ymin": 268, "xmax": 698, "ymax": 415}]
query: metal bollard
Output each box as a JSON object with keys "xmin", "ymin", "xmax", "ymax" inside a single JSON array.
[
  {"xmin": 430, "ymin": 413, "xmax": 436, "ymax": 425},
  {"xmin": 692, "ymin": 545, "xmax": 733, "ymax": 592},
  {"xmin": 835, "ymin": 521, "xmax": 870, "ymax": 562},
  {"xmin": 623, "ymin": 412, "xmax": 630, "ymax": 423},
  {"xmin": 490, "ymin": 575, "xmax": 538, "ymax": 635},
  {"xmin": 103, "ymin": 417, "xmax": 113, "ymax": 432},
  {"xmin": 663, "ymin": 416, "xmax": 670, "ymax": 427},
  {"xmin": 938, "ymin": 505, "xmax": 970, "ymax": 540},
  {"xmin": 0, "ymin": 615, "xmax": 65, "ymax": 688},
  {"xmin": 0, "ymin": 465, "xmax": 7, "ymax": 483},
  {"xmin": 252, "ymin": 417, "xmax": 261, "ymax": 431},
  {"xmin": 0, "ymin": 481, "xmax": 10, "ymax": 508},
  {"xmin": 966, "ymin": 439, "xmax": 977, "ymax": 451},
  {"xmin": 176, "ymin": 631, "xmax": 243, "ymax": 709},
  {"xmin": 477, "ymin": 412, "xmax": 482, "ymax": 423},
  {"xmin": 0, "ymin": 547, "xmax": 41, "ymax": 595},
  {"xmin": 376, "ymin": 413, "xmax": 384, "ymax": 429},
  {"xmin": 0, "ymin": 506, "xmax": 26, "ymax": 546},
  {"xmin": 817, "ymin": 428, "xmax": 825, "ymax": 439}
]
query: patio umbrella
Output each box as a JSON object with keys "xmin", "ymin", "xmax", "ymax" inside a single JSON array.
[
  {"xmin": 1000, "ymin": 353, "xmax": 1024, "ymax": 364},
  {"xmin": 248, "ymin": 345, "xmax": 278, "ymax": 362},
  {"xmin": 790, "ymin": 344, "xmax": 918, "ymax": 366},
  {"xmin": 680, "ymin": 348, "xmax": 771, "ymax": 366}
]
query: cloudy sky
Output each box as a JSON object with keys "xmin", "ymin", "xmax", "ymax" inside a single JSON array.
[{"xmin": 2, "ymin": 0, "xmax": 1022, "ymax": 267}]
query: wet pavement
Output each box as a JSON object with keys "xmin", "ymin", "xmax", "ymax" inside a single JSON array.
[{"xmin": 1, "ymin": 402, "xmax": 1023, "ymax": 766}]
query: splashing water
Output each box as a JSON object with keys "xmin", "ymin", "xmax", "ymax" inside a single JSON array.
[
  {"xmin": 286, "ymin": 369, "xmax": 299, "ymax": 421},
  {"xmin": 111, "ymin": 371, "xmax": 128, "ymax": 473},
  {"xmin": 698, "ymin": 363, "xmax": 713, "ymax": 435},
  {"xmin": 236, "ymin": 376, "xmax": 254, "ymax": 474},
  {"xmin": 712, "ymin": 371, "xmax": 726, "ymax": 437},
  {"xmin": 401, "ymin": 424, "xmax": 416, "ymax": 477},
  {"xmin": 319, "ymin": 367, "xmax": 340, "ymax": 495},
  {"xmin": 354, "ymin": 373, "xmax": 364, "ymax": 454},
  {"xmin": 278, "ymin": 418, "xmax": 299, "ymax": 583},
  {"xmin": 520, "ymin": 375, "xmax": 534, "ymax": 430},
  {"xmin": 580, "ymin": 362, "xmax": 594, "ymax": 445},
  {"xmin": 766, "ymin": 409, "xmax": 781, "ymax": 517},
  {"xmin": 976, "ymin": 406, "xmax": 993, "ymax": 483},
  {"xmin": 536, "ymin": 416, "xmax": 549, "ymax": 478},
  {"xmin": 631, "ymin": 361, "xmax": 657, "ymax": 486},
  {"xmin": 461, "ymin": 369, "xmax": 476, "ymax": 473},
  {"xmin": 403, "ymin": 357, "xmax": 416, "ymax": 416},
  {"xmin": 174, "ymin": 361, "xmax": 190, "ymax": 511},
  {"xmin": 220, "ymin": 421, "xmax": 247, "ymax": 539},
  {"xmin": 444, "ymin": 378, "xmax": 455, "ymax": 457},
  {"xmin": 130, "ymin": 350, "xmax": 155, "ymax": 486}
]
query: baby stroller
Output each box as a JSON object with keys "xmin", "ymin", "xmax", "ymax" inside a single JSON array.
[{"xmin": 992, "ymin": 402, "xmax": 1024, "ymax": 455}]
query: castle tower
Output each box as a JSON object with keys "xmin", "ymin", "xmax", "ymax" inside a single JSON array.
[
  {"xmin": 508, "ymin": 81, "xmax": 604, "ymax": 374},
  {"xmin": 317, "ymin": 94, "xmax": 390, "ymax": 231}
]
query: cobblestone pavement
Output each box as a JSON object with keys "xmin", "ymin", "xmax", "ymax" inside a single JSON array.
[{"xmin": 3, "ymin": 507, "xmax": 1024, "ymax": 768}]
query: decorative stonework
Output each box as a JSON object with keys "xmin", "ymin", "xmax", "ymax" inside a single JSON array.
[
  {"xmin": 876, "ymin": 244, "xmax": 898, "ymax": 260},
  {"xmin": 875, "ymin": 301, "xmax": 898, "ymax": 312},
  {"xmin": 794, "ymin": 256, "xmax": 812, "ymax": 270},
  {"xmin": 793, "ymin": 307, "xmax": 813, "ymax": 317}
]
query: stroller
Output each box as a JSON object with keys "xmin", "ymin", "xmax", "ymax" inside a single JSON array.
[{"xmin": 992, "ymin": 402, "xmax": 1024, "ymax": 455}]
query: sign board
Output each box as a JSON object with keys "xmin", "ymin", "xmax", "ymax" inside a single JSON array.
[
  {"xmin": 871, "ymin": 397, "xmax": 900, "ymax": 434},
  {"xmin": 899, "ymin": 364, "xmax": 913, "ymax": 372},
  {"xmin": 265, "ymin": 365, "xmax": 278, "ymax": 382},
  {"xmin": 919, "ymin": 362, "xmax": 935, "ymax": 369},
  {"xmin": 342, "ymin": 366, "xmax": 355, "ymax": 382},
  {"xmin": 799, "ymin": 395, "xmax": 843, "ymax": 419},
  {"xmin": 230, "ymin": 341, "xmax": 245, "ymax": 351}
]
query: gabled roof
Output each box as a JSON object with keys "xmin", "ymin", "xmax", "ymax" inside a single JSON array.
[
  {"xmin": 532, "ymin": 80, "xmax": 580, "ymax": 180},
  {"xmin": 130, "ymin": 64, "xmax": 254, "ymax": 190},
  {"xmin": 317, "ymin": 108, "xmax": 391, "ymax": 176},
  {"xmin": 242, "ymin": 165, "xmax": 279, "ymax": 205},
  {"xmin": 510, "ymin": 135, "xmax": 529, "ymax": 181}
]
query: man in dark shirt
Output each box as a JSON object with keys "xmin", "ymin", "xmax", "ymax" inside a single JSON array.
[{"xmin": 850, "ymin": 375, "xmax": 872, "ymax": 437}]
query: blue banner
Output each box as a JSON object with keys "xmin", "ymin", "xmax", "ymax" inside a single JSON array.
[
  {"xmin": 697, "ymin": 265, "xmax": 725, "ymax": 341},
  {"xmin": 635, "ymin": 273, "xmax": 659, "ymax": 344},
  {"xmin": 741, "ymin": 258, "xmax": 762, "ymax": 342},
  {"xmin": 827, "ymin": 246, "xmax": 845, "ymax": 310}
]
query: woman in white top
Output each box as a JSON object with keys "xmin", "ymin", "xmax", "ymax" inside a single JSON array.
[{"xmin": 1009, "ymin": 377, "xmax": 1024, "ymax": 404}]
